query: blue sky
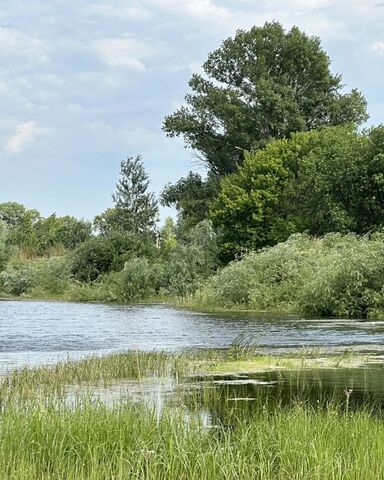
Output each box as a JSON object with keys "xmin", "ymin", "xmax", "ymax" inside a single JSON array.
[{"xmin": 0, "ymin": 0, "xmax": 383, "ymax": 222}]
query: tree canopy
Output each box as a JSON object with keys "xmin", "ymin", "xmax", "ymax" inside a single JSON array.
[
  {"xmin": 164, "ymin": 21, "xmax": 368, "ymax": 178},
  {"xmin": 211, "ymin": 125, "xmax": 384, "ymax": 259},
  {"xmin": 160, "ymin": 172, "xmax": 218, "ymax": 235},
  {"xmin": 0, "ymin": 202, "xmax": 91, "ymax": 254}
]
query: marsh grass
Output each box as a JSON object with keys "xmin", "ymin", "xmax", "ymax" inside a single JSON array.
[
  {"xmin": 0, "ymin": 350, "xmax": 382, "ymax": 479},
  {"xmin": 0, "ymin": 395, "xmax": 384, "ymax": 479},
  {"xmin": 0, "ymin": 351, "xmax": 190, "ymax": 399}
]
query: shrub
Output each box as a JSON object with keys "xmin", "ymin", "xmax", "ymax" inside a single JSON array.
[
  {"xmin": 194, "ymin": 233, "xmax": 384, "ymax": 318},
  {"xmin": 165, "ymin": 220, "xmax": 219, "ymax": 297},
  {"xmin": 0, "ymin": 263, "xmax": 33, "ymax": 296},
  {"xmin": 0, "ymin": 256, "xmax": 73, "ymax": 297},
  {"xmin": 71, "ymin": 237, "xmax": 116, "ymax": 282},
  {"xmin": 0, "ymin": 221, "xmax": 10, "ymax": 272},
  {"xmin": 31, "ymin": 256, "xmax": 73, "ymax": 296},
  {"xmin": 106, "ymin": 258, "xmax": 165, "ymax": 301}
]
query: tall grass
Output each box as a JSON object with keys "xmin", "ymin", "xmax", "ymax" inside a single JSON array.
[
  {"xmin": 0, "ymin": 350, "xmax": 382, "ymax": 478},
  {"xmin": 0, "ymin": 351, "xmax": 188, "ymax": 400},
  {"xmin": 193, "ymin": 233, "xmax": 384, "ymax": 318},
  {"xmin": 0, "ymin": 395, "xmax": 383, "ymax": 479}
]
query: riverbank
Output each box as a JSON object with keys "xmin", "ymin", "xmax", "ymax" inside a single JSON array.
[
  {"xmin": 3, "ymin": 233, "xmax": 384, "ymax": 320},
  {"xmin": 3, "ymin": 288, "xmax": 384, "ymax": 322},
  {"xmin": 1, "ymin": 291, "xmax": 380, "ymax": 322}
]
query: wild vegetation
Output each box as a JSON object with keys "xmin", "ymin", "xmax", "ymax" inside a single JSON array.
[
  {"xmin": 1, "ymin": 22, "xmax": 384, "ymax": 319},
  {"xmin": 0, "ymin": 349, "xmax": 382, "ymax": 479},
  {"xmin": 188, "ymin": 233, "xmax": 384, "ymax": 318}
]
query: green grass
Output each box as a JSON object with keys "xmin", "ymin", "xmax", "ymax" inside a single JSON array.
[
  {"xmin": 0, "ymin": 395, "xmax": 383, "ymax": 479},
  {"xmin": 0, "ymin": 350, "xmax": 382, "ymax": 478},
  {"xmin": 0, "ymin": 351, "xmax": 189, "ymax": 399},
  {"xmin": 0, "ymin": 347, "xmax": 371, "ymax": 397}
]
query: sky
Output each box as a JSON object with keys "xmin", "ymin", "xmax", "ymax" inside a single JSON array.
[{"xmin": 0, "ymin": 0, "xmax": 383, "ymax": 222}]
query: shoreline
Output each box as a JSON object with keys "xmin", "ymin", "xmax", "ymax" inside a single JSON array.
[{"xmin": 2, "ymin": 293, "xmax": 381, "ymax": 323}]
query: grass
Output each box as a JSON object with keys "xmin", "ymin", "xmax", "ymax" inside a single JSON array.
[
  {"xmin": 0, "ymin": 349, "xmax": 381, "ymax": 479},
  {"xmin": 0, "ymin": 392, "xmax": 384, "ymax": 479},
  {"xmin": 0, "ymin": 351, "xmax": 189, "ymax": 399},
  {"xmin": 0, "ymin": 347, "xmax": 371, "ymax": 396}
]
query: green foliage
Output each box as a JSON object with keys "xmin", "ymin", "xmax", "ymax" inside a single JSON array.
[
  {"xmin": 0, "ymin": 202, "xmax": 38, "ymax": 227},
  {"xmin": 33, "ymin": 215, "xmax": 92, "ymax": 254},
  {"xmin": 0, "ymin": 263, "xmax": 33, "ymax": 296},
  {"xmin": 166, "ymin": 243, "xmax": 203, "ymax": 296},
  {"xmin": 0, "ymin": 203, "xmax": 40, "ymax": 251},
  {"xmin": 194, "ymin": 233, "xmax": 384, "ymax": 319},
  {"xmin": 71, "ymin": 231, "xmax": 158, "ymax": 283},
  {"xmin": 94, "ymin": 207, "xmax": 130, "ymax": 235},
  {"xmin": 108, "ymin": 231, "xmax": 158, "ymax": 270},
  {"xmin": 2, "ymin": 352, "xmax": 384, "ymax": 480},
  {"xmin": 96, "ymin": 155, "xmax": 158, "ymax": 235},
  {"xmin": 0, "ymin": 203, "xmax": 91, "ymax": 255},
  {"xmin": 30, "ymin": 257, "xmax": 73, "ymax": 296},
  {"xmin": 161, "ymin": 173, "xmax": 219, "ymax": 232},
  {"xmin": 0, "ymin": 256, "xmax": 72, "ymax": 296},
  {"xmin": 71, "ymin": 236, "xmax": 117, "ymax": 282},
  {"xmin": 159, "ymin": 217, "xmax": 177, "ymax": 258},
  {"xmin": 211, "ymin": 146, "xmax": 291, "ymax": 259},
  {"xmin": 211, "ymin": 125, "xmax": 384, "ymax": 259},
  {"xmin": 187, "ymin": 219, "xmax": 218, "ymax": 275},
  {"xmin": 285, "ymin": 125, "xmax": 384, "ymax": 235},
  {"xmin": 0, "ymin": 220, "xmax": 11, "ymax": 272},
  {"xmin": 166, "ymin": 220, "xmax": 218, "ymax": 296},
  {"xmin": 164, "ymin": 21, "xmax": 367, "ymax": 177},
  {"xmin": 109, "ymin": 258, "xmax": 165, "ymax": 301},
  {"xmin": 48, "ymin": 215, "xmax": 92, "ymax": 250}
]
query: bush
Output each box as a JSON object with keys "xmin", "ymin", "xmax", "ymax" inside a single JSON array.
[
  {"xmin": 110, "ymin": 258, "xmax": 165, "ymax": 301},
  {"xmin": 71, "ymin": 233, "xmax": 158, "ymax": 282},
  {"xmin": 0, "ymin": 221, "xmax": 10, "ymax": 272},
  {"xmin": 165, "ymin": 220, "xmax": 219, "ymax": 297},
  {"xmin": 298, "ymin": 234, "xmax": 384, "ymax": 317},
  {"xmin": 194, "ymin": 233, "xmax": 384, "ymax": 318},
  {"xmin": 0, "ymin": 256, "xmax": 73, "ymax": 297},
  {"xmin": 71, "ymin": 237, "xmax": 117, "ymax": 282},
  {"xmin": 0, "ymin": 263, "xmax": 33, "ymax": 296},
  {"xmin": 31, "ymin": 256, "xmax": 73, "ymax": 296}
]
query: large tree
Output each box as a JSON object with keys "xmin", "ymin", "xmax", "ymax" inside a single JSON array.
[{"xmin": 164, "ymin": 22, "xmax": 368, "ymax": 177}]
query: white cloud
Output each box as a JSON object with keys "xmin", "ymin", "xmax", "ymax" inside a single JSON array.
[
  {"xmin": 146, "ymin": 0, "xmax": 345, "ymax": 38},
  {"xmin": 94, "ymin": 38, "xmax": 146, "ymax": 70},
  {"xmin": 92, "ymin": 4, "xmax": 152, "ymax": 20},
  {"xmin": 149, "ymin": 0, "xmax": 232, "ymax": 22},
  {"xmin": 372, "ymin": 41, "xmax": 384, "ymax": 56},
  {"xmin": 0, "ymin": 27, "xmax": 48, "ymax": 63},
  {"xmin": 5, "ymin": 121, "xmax": 45, "ymax": 154}
]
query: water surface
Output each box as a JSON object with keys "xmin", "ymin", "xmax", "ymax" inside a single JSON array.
[{"xmin": 1, "ymin": 300, "xmax": 384, "ymax": 372}]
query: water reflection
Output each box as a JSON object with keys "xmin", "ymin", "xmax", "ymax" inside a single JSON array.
[
  {"xmin": 185, "ymin": 366, "xmax": 384, "ymax": 425},
  {"xmin": 56, "ymin": 365, "xmax": 384, "ymax": 429}
]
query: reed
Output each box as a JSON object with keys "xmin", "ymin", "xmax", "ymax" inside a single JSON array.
[
  {"xmin": 0, "ymin": 350, "xmax": 381, "ymax": 479},
  {"xmin": 0, "ymin": 396, "xmax": 382, "ymax": 479}
]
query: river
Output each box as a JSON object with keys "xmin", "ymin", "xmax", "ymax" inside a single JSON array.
[{"xmin": 1, "ymin": 300, "xmax": 384, "ymax": 373}]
